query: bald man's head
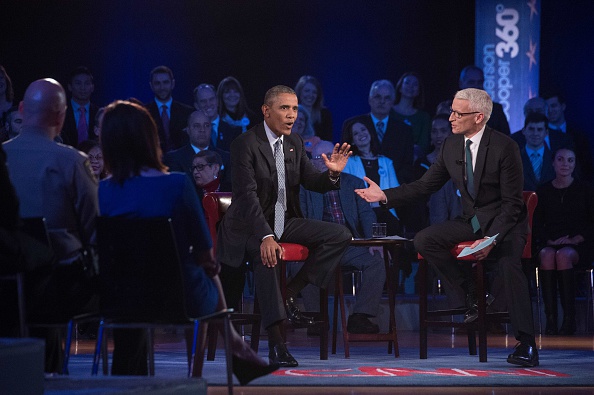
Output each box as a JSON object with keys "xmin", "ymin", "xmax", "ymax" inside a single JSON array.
[{"xmin": 20, "ymin": 78, "xmax": 67, "ymax": 138}]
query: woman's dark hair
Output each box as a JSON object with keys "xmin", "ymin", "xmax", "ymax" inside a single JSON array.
[
  {"xmin": 193, "ymin": 150, "xmax": 223, "ymax": 167},
  {"xmin": 100, "ymin": 100, "xmax": 166, "ymax": 184},
  {"xmin": 217, "ymin": 76, "xmax": 251, "ymax": 120},
  {"xmin": 394, "ymin": 71, "xmax": 425, "ymax": 109},
  {"xmin": 78, "ymin": 139, "xmax": 101, "ymax": 154},
  {"xmin": 0, "ymin": 65, "xmax": 14, "ymax": 102},
  {"xmin": 341, "ymin": 117, "xmax": 380, "ymax": 157}
]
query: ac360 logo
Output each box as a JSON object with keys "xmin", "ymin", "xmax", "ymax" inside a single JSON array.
[{"xmin": 495, "ymin": 4, "xmax": 519, "ymax": 58}]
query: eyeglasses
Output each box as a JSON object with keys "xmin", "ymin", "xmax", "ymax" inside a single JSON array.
[
  {"xmin": 88, "ymin": 154, "xmax": 103, "ymax": 161},
  {"xmin": 312, "ymin": 152, "xmax": 334, "ymax": 160},
  {"xmin": 192, "ymin": 163, "xmax": 213, "ymax": 172},
  {"xmin": 449, "ymin": 108, "xmax": 480, "ymax": 119}
]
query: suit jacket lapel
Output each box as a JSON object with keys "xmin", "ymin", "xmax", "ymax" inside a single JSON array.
[
  {"xmin": 256, "ymin": 125, "xmax": 277, "ymax": 188},
  {"xmin": 473, "ymin": 128, "xmax": 491, "ymax": 198}
]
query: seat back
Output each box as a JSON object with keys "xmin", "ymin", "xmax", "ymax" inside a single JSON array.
[
  {"xmin": 202, "ymin": 192, "xmax": 232, "ymax": 252},
  {"xmin": 522, "ymin": 191, "xmax": 538, "ymax": 259},
  {"xmin": 96, "ymin": 217, "xmax": 187, "ymax": 322}
]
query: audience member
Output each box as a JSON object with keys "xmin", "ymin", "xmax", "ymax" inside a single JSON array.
[
  {"xmin": 355, "ymin": 88, "xmax": 538, "ymax": 367},
  {"xmin": 145, "ymin": 65, "xmax": 193, "ymax": 153},
  {"xmin": 191, "ymin": 150, "xmax": 226, "ymax": 200},
  {"xmin": 78, "ymin": 139, "xmax": 107, "ymax": 181},
  {"xmin": 392, "ymin": 72, "xmax": 431, "ymax": 158},
  {"xmin": 458, "ymin": 65, "xmax": 511, "ymax": 135},
  {"xmin": 292, "ymin": 104, "xmax": 320, "ymax": 157},
  {"xmin": 194, "ymin": 83, "xmax": 234, "ymax": 151},
  {"xmin": 520, "ymin": 113, "xmax": 555, "ymax": 191},
  {"xmin": 1, "ymin": 105, "xmax": 22, "ymax": 142},
  {"xmin": 294, "ymin": 75, "xmax": 334, "ymax": 141},
  {"xmin": 92, "ymin": 106, "xmax": 105, "ymax": 138},
  {"xmin": 341, "ymin": 117, "xmax": 401, "ymax": 235},
  {"xmin": 342, "ymin": 80, "xmax": 415, "ymax": 183},
  {"xmin": 60, "ymin": 66, "xmax": 100, "ymax": 148},
  {"xmin": 216, "ymin": 85, "xmax": 352, "ymax": 367},
  {"xmin": 98, "ymin": 100, "xmax": 277, "ymax": 382},
  {"xmin": 415, "ymin": 114, "xmax": 462, "ymax": 225},
  {"xmin": 534, "ymin": 147, "xmax": 594, "ymax": 336},
  {"xmin": 295, "ymin": 140, "xmax": 385, "ymax": 334},
  {"xmin": 3, "ymin": 78, "xmax": 99, "ymax": 373},
  {"xmin": 511, "ymin": 97, "xmax": 573, "ymax": 153},
  {"xmin": 0, "ymin": 65, "xmax": 14, "ymax": 124},
  {"xmin": 163, "ymin": 110, "xmax": 231, "ymax": 191},
  {"xmin": 216, "ymin": 76, "xmax": 256, "ymax": 150},
  {"xmin": 546, "ymin": 93, "xmax": 594, "ymax": 183}
]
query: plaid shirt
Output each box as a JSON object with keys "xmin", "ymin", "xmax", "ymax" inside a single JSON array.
[{"xmin": 322, "ymin": 190, "xmax": 345, "ymax": 225}]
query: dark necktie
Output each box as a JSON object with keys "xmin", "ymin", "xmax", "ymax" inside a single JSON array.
[
  {"xmin": 466, "ymin": 140, "xmax": 480, "ymax": 232},
  {"xmin": 77, "ymin": 106, "xmax": 87, "ymax": 144},
  {"xmin": 530, "ymin": 152, "xmax": 542, "ymax": 181},
  {"xmin": 274, "ymin": 139, "xmax": 286, "ymax": 239},
  {"xmin": 376, "ymin": 121, "xmax": 386, "ymax": 143},
  {"xmin": 161, "ymin": 105, "xmax": 170, "ymax": 149}
]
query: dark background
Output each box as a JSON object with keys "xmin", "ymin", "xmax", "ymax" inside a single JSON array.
[{"xmin": 1, "ymin": 0, "xmax": 593, "ymax": 142}]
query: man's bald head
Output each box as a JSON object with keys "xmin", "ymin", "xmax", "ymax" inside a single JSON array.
[{"xmin": 20, "ymin": 78, "xmax": 67, "ymax": 138}]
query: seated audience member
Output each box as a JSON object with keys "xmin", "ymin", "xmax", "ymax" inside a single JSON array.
[
  {"xmin": 392, "ymin": 72, "xmax": 431, "ymax": 158},
  {"xmin": 292, "ymin": 104, "xmax": 320, "ymax": 157},
  {"xmin": 0, "ymin": 65, "xmax": 15, "ymax": 138},
  {"xmin": 98, "ymin": 100, "xmax": 276, "ymax": 381},
  {"xmin": 458, "ymin": 65, "xmax": 510, "ymax": 135},
  {"xmin": 293, "ymin": 140, "xmax": 386, "ymax": 335},
  {"xmin": 144, "ymin": 65, "xmax": 193, "ymax": 153},
  {"xmin": 342, "ymin": 118, "xmax": 401, "ymax": 236},
  {"xmin": 92, "ymin": 107, "xmax": 105, "ymax": 138},
  {"xmin": 294, "ymin": 75, "xmax": 334, "ymax": 142},
  {"xmin": 216, "ymin": 76, "xmax": 256, "ymax": 151},
  {"xmin": 78, "ymin": 140, "xmax": 108, "ymax": 181},
  {"xmin": 342, "ymin": 79, "xmax": 415, "ymax": 183},
  {"xmin": 191, "ymin": 150, "xmax": 226, "ymax": 201},
  {"xmin": 415, "ymin": 114, "xmax": 462, "ymax": 225},
  {"xmin": 511, "ymin": 97, "xmax": 573, "ymax": 153},
  {"xmin": 1, "ymin": 105, "xmax": 22, "ymax": 142},
  {"xmin": 3, "ymin": 78, "xmax": 98, "ymax": 373},
  {"xmin": 61, "ymin": 66, "xmax": 100, "ymax": 148},
  {"xmin": 216, "ymin": 85, "xmax": 352, "ymax": 368},
  {"xmin": 163, "ymin": 110, "xmax": 231, "ymax": 190},
  {"xmin": 520, "ymin": 113, "xmax": 555, "ymax": 191},
  {"xmin": 546, "ymin": 93, "xmax": 594, "ymax": 183},
  {"xmin": 534, "ymin": 147, "xmax": 594, "ymax": 336},
  {"xmin": 194, "ymin": 83, "xmax": 233, "ymax": 150}
]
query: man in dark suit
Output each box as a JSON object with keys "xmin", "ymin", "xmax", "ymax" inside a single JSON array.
[
  {"xmin": 342, "ymin": 80, "xmax": 415, "ymax": 183},
  {"xmin": 217, "ymin": 86, "xmax": 352, "ymax": 367},
  {"xmin": 355, "ymin": 88, "xmax": 538, "ymax": 367},
  {"xmin": 519, "ymin": 113, "xmax": 555, "ymax": 191},
  {"xmin": 144, "ymin": 65, "xmax": 193, "ymax": 153},
  {"xmin": 297, "ymin": 140, "xmax": 385, "ymax": 335},
  {"xmin": 163, "ymin": 110, "xmax": 231, "ymax": 191},
  {"xmin": 459, "ymin": 65, "xmax": 510, "ymax": 135},
  {"xmin": 60, "ymin": 66, "xmax": 100, "ymax": 148},
  {"xmin": 193, "ymin": 83, "xmax": 240, "ymax": 152}
]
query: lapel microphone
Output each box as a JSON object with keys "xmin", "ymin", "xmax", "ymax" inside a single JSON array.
[{"xmin": 455, "ymin": 159, "xmax": 464, "ymax": 165}]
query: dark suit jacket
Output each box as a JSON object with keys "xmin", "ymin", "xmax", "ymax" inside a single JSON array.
[
  {"xmin": 61, "ymin": 102, "xmax": 99, "ymax": 148},
  {"xmin": 299, "ymin": 172, "xmax": 376, "ymax": 239},
  {"xmin": 162, "ymin": 144, "xmax": 231, "ymax": 191},
  {"xmin": 214, "ymin": 119, "xmax": 243, "ymax": 152},
  {"xmin": 384, "ymin": 126, "xmax": 528, "ymax": 240},
  {"xmin": 487, "ymin": 102, "xmax": 510, "ymax": 135},
  {"xmin": 217, "ymin": 122, "xmax": 339, "ymax": 267},
  {"xmin": 145, "ymin": 100, "xmax": 193, "ymax": 152},
  {"xmin": 511, "ymin": 128, "xmax": 574, "ymax": 154},
  {"xmin": 520, "ymin": 146, "xmax": 555, "ymax": 192},
  {"xmin": 342, "ymin": 110, "xmax": 415, "ymax": 183}
]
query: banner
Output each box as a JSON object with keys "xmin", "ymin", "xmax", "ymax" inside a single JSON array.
[{"xmin": 475, "ymin": 0, "xmax": 540, "ymax": 133}]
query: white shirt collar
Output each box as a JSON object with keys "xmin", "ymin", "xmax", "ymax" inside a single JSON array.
[{"xmin": 264, "ymin": 121, "xmax": 283, "ymax": 152}]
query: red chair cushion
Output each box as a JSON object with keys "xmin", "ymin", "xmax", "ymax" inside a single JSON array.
[{"xmin": 279, "ymin": 243, "xmax": 309, "ymax": 261}]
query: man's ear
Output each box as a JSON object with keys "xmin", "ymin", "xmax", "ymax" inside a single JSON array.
[{"xmin": 262, "ymin": 104, "xmax": 269, "ymax": 118}]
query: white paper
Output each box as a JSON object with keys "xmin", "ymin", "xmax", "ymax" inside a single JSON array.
[{"xmin": 457, "ymin": 234, "xmax": 499, "ymax": 258}]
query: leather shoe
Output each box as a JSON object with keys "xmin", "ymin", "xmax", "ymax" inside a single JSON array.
[
  {"xmin": 464, "ymin": 293, "xmax": 495, "ymax": 323},
  {"xmin": 347, "ymin": 313, "xmax": 380, "ymax": 334},
  {"xmin": 285, "ymin": 296, "xmax": 315, "ymax": 328},
  {"xmin": 507, "ymin": 342, "xmax": 539, "ymax": 367},
  {"xmin": 232, "ymin": 355, "xmax": 278, "ymax": 385},
  {"xmin": 268, "ymin": 344, "xmax": 298, "ymax": 367}
]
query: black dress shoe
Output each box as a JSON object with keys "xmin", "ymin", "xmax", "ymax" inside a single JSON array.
[
  {"xmin": 232, "ymin": 355, "xmax": 279, "ymax": 385},
  {"xmin": 285, "ymin": 296, "xmax": 315, "ymax": 328},
  {"xmin": 268, "ymin": 344, "xmax": 298, "ymax": 367},
  {"xmin": 463, "ymin": 293, "xmax": 495, "ymax": 323},
  {"xmin": 507, "ymin": 342, "xmax": 539, "ymax": 367},
  {"xmin": 347, "ymin": 313, "xmax": 380, "ymax": 334}
]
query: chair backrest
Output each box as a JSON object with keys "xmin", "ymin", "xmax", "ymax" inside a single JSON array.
[
  {"xmin": 202, "ymin": 192, "xmax": 232, "ymax": 252},
  {"xmin": 96, "ymin": 217, "xmax": 187, "ymax": 322},
  {"xmin": 522, "ymin": 191, "xmax": 538, "ymax": 259}
]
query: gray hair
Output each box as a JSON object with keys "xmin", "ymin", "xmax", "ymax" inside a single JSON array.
[
  {"xmin": 369, "ymin": 79, "xmax": 395, "ymax": 100},
  {"xmin": 264, "ymin": 85, "xmax": 296, "ymax": 106},
  {"xmin": 454, "ymin": 88, "xmax": 492, "ymax": 123}
]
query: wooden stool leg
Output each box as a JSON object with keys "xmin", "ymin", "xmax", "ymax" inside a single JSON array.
[{"xmin": 419, "ymin": 258, "xmax": 428, "ymax": 359}]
